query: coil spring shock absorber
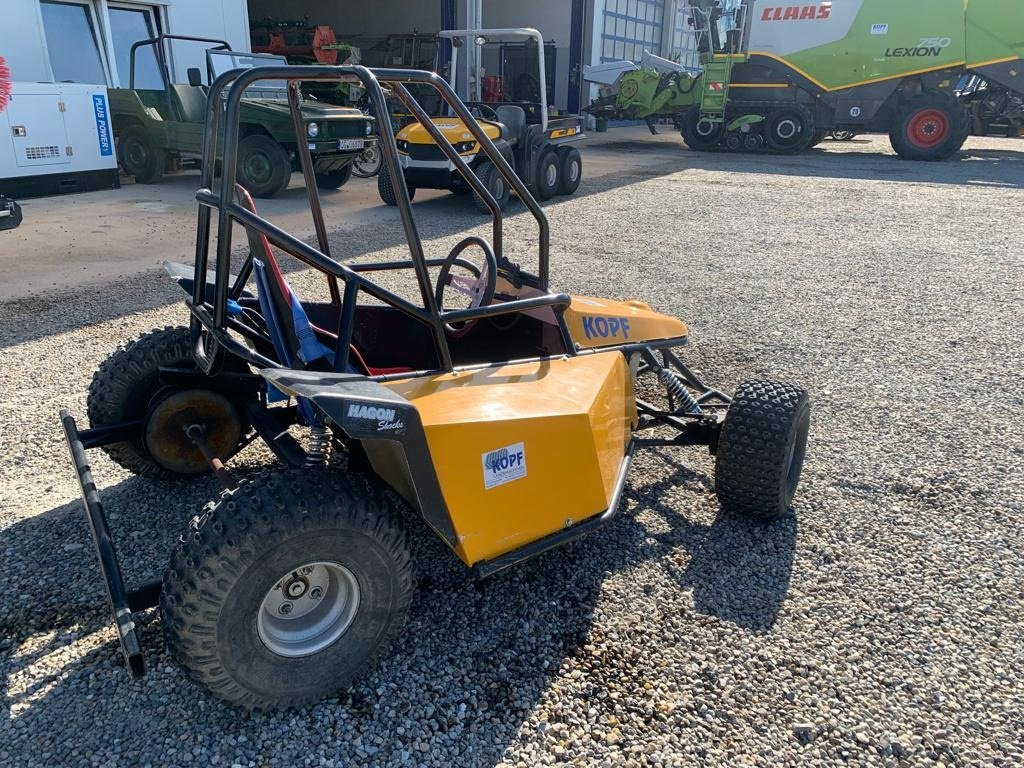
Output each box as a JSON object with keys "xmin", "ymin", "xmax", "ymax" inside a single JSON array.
[
  {"xmin": 308, "ymin": 421, "xmax": 331, "ymax": 465},
  {"xmin": 655, "ymin": 364, "xmax": 703, "ymax": 415}
]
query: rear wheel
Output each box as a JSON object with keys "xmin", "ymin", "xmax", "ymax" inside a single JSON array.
[
  {"xmin": 472, "ymin": 161, "xmax": 510, "ymax": 213},
  {"xmin": 681, "ymin": 106, "xmax": 724, "ymax": 151},
  {"xmin": 378, "ymin": 167, "xmax": 414, "ymax": 206},
  {"xmin": 557, "ymin": 146, "xmax": 582, "ymax": 195},
  {"xmin": 765, "ymin": 105, "xmax": 815, "ymax": 153},
  {"xmin": 86, "ymin": 326, "xmax": 246, "ymax": 479},
  {"xmin": 119, "ymin": 125, "xmax": 165, "ymax": 184},
  {"xmin": 890, "ymin": 91, "xmax": 969, "ymax": 161},
  {"xmin": 534, "ymin": 150, "xmax": 560, "ymax": 200},
  {"xmin": 237, "ymin": 134, "xmax": 291, "ymax": 198},
  {"xmin": 315, "ymin": 163, "xmax": 353, "ymax": 190},
  {"xmin": 161, "ymin": 470, "xmax": 413, "ymax": 710},
  {"xmin": 715, "ymin": 380, "xmax": 811, "ymax": 521}
]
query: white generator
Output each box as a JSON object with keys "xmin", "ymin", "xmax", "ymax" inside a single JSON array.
[{"xmin": 1, "ymin": 82, "xmax": 119, "ymax": 198}]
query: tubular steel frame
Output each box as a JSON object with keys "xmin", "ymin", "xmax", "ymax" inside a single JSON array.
[{"xmin": 189, "ymin": 64, "xmax": 574, "ymax": 376}]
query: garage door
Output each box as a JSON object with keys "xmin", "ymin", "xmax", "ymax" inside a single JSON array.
[{"xmin": 600, "ymin": 0, "xmax": 665, "ymax": 63}]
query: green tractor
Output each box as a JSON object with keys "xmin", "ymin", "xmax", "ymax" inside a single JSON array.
[
  {"xmin": 588, "ymin": 0, "xmax": 1024, "ymax": 160},
  {"xmin": 109, "ymin": 35, "xmax": 375, "ymax": 196}
]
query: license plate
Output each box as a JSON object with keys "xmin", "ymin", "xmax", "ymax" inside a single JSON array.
[{"xmin": 337, "ymin": 139, "xmax": 364, "ymax": 151}]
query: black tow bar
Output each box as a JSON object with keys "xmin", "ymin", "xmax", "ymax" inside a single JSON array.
[{"xmin": 59, "ymin": 410, "xmax": 161, "ymax": 678}]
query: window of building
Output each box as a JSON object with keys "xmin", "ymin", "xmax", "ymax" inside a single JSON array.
[
  {"xmin": 40, "ymin": 0, "xmax": 108, "ymax": 84},
  {"xmin": 601, "ymin": 0, "xmax": 665, "ymax": 63},
  {"xmin": 108, "ymin": 4, "xmax": 163, "ymax": 89}
]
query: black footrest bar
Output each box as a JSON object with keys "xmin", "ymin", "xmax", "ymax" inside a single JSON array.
[{"xmin": 59, "ymin": 410, "xmax": 152, "ymax": 679}]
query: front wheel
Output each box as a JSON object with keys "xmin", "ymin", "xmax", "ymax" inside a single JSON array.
[
  {"xmin": 237, "ymin": 134, "xmax": 292, "ymax": 198},
  {"xmin": 378, "ymin": 167, "xmax": 414, "ymax": 206},
  {"xmin": 715, "ymin": 380, "xmax": 810, "ymax": 521},
  {"xmin": 119, "ymin": 125, "xmax": 165, "ymax": 184},
  {"xmin": 889, "ymin": 91, "xmax": 969, "ymax": 161},
  {"xmin": 681, "ymin": 106, "xmax": 724, "ymax": 151},
  {"xmin": 315, "ymin": 163, "xmax": 353, "ymax": 190},
  {"xmin": 161, "ymin": 470, "xmax": 414, "ymax": 710},
  {"xmin": 472, "ymin": 161, "xmax": 511, "ymax": 214}
]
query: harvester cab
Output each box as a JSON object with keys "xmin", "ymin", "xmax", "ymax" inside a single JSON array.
[
  {"xmin": 379, "ymin": 28, "xmax": 585, "ymax": 213},
  {"xmin": 59, "ymin": 62, "xmax": 810, "ymax": 710}
]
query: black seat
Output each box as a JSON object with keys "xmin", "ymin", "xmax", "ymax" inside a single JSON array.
[
  {"xmin": 495, "ymin": 105, "xmax": 527, "ymax": 145},
  {"xmin": 170, "ymin": 84, "xmax": 208, "ymax": 123}
]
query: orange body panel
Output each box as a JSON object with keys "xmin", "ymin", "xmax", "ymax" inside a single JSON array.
[
  {"xmin": 564, "ymin": 296, "xmax": 688, "ymax": 349},
  {"xmin": 372, "ymin": 353, "xmax": 635, "ymax": 565}
]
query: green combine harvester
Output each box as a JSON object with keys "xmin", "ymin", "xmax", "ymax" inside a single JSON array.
[{"xmin": 586, "ymin": 0, "xmax": 1024, "ymax": 159}]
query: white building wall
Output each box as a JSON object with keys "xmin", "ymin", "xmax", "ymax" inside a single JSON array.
[{"xmin": 164, "ymin": 0, "xmax": 253, "ymax": 81}]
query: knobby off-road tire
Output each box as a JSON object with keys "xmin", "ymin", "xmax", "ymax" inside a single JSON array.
[
  {"xmin": 377, "ymin": 166, "xmax": 414, "ymax": 206},
  {"xmin": 715, "ymin": 380, "xmax": 811, "ymax": 521},
  {"xmin": 889, "ymin": 91, "xmax": 970, "ymax": 161},
  {"xmin": 160, "ymin": 470, "xmax": 414, "ymax": 710},
  {"xmin": 87, "ymin": 326, "xmax": 194, "ymax": 479}
]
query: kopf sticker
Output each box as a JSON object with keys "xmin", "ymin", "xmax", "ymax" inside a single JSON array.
[{"xmin": 482, "ymin": 442, "xmax": 526, "ymax": 490}]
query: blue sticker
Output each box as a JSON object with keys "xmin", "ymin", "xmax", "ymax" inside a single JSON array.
[{"xmin": 92, "ymin": 94, "xmax": 112, "ymax": 156}]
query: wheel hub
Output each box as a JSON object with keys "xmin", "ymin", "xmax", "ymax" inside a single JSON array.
[
  {"xmin": 257, "ymin": 561, "xmax": 360, "ymax": 658},
  {"xmin": 244, "ymin": 153, "xmax": 273, "ymax": 184},
  {"xmin": 545, "ymin": 163, "xmax": 558, "ymax": 187},
  {"xmin": 696, "ymin": 120, "xmax": 718, "ymax": 138},
  {"xmin": 125, "ymin": 141, "xmax": 147, "ymax": 167},
  {"xmin": 909, "ymin": 108, "xmax": 949, "ymax": 148},
  {"xmin": 775, "ymin": 119, "xmax": 798, "ymax": 140},
  {"xmin": 143, "ymin": 389, "xmax": 243, "ymax": 475}
]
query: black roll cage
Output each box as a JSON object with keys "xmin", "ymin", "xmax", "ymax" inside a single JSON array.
[
  {"xmin": 128, "ymin": 34, "xmax": 231, "ymax": 121},
  {"xmin": 190, "ymin": 64, "xmax": 575, "ymax": 375}
]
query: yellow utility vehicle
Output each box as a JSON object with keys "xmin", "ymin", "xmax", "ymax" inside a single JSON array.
[
  {"xmin": 379, "ymin": 28, "xmax": 584, "ymax": 212},
  {"xmin": 59, "ymin": 63, "xmax": 809, "ymax": 710}
]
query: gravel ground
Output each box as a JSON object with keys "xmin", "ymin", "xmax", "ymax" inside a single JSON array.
[{"xmin": 1, "ymin": 134, "xmax": 1023, "ymax": 767}]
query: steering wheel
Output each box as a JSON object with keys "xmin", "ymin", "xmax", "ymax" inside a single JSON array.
[
  {"xmin": 470, "ymin": 104, "xmax": 500, "ymax": 122},
  {"xmin": 435, "ymin": 236, "xmax": 498, "ymax": 338}
]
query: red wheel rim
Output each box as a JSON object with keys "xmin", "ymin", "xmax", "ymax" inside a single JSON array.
[{"xmin": 908, "ymin": 108, "xmax": 949, "ymax": 148}]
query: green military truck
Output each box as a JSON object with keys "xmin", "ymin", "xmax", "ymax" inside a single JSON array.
[
  {"xmin": 109, "ymin": 35, "xmax": 374, "ymax": 197},
  {"xmin": 589, "ymin": 0, "xmax": 1024, "ymax": 160}
]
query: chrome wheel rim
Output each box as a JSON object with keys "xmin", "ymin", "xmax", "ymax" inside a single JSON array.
[
  {"xmin": 568, "ymin": 160, "xmax": 580, "ymax": 183},
  {"xmin": 257, "ymin": 561, "xmax": 360, "ymax": 658},
  {"xmin": 546, "ymin": 163, "xmax": 558, "ymax": 187}
]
